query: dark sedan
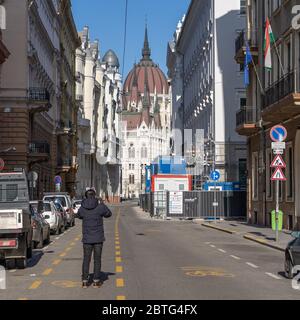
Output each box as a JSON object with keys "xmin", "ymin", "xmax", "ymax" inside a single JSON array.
[{"xmin": 285, "ymin": 231, "xmax": 300, "ymax": 279}]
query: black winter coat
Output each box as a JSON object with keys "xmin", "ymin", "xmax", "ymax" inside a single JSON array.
[{"xmin": 78, "ymin": 198, "xmax": 112, "ymax": 244}]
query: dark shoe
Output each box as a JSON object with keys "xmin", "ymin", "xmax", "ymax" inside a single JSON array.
[
  {"xmin": 92, "ymin": 281, "xmax": 103, "ymax": 288},
  {"xmin": 82, "ymin": 281, "xmax": 88, "ymax": 289}
]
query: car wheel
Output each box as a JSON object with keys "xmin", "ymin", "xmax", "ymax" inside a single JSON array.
[
  {"xmin": 16, "ymin": 258, "xmax": 27, "ymax": 270},
  {"xmin": 36, "ymin": 231, "xmax": 44, "ymax": 249},
  {"xmin": 285, "ymin": 256, "xmax": 294, "ymax": 279},
  {"xmin": 44, "ymin": 230, "xmax": 50, "ymax": 245}
]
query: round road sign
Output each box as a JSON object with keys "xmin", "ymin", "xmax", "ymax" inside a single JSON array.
[
  {"xmin": 0, "ymin": 158, "xmax": 4, "ymax": 171},
  {"xmin": 210, "ymin": 170, "xmax": 220, "ymax": 181},
  {"xmin": 54, "ymin": 175, "xmax": 62, "ymax": 185},
  {"xmin": 270, "ymin": 125, "xmax": 287, "ymax": 142}
]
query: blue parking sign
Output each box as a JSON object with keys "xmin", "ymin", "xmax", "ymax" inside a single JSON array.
[{"xmin": 210, "ymin": 170, "xmax": 220, "ymax": 181}]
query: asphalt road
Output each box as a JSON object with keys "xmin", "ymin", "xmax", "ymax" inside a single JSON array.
[{"xmin": 0, "ymin": 202, "xmax": 299, "ymax": 300}]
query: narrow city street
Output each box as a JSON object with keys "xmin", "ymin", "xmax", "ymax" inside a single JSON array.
[{"xmin": 1, "ymin": 202, "xmax": 299, "ymax": 301}]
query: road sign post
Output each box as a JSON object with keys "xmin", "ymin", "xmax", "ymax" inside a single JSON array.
[
  {"xmin": 270, "ymin": 125, "xmax": 287, "ymax": 242},
  {"xmin": 210, "ymin": 170, "xmax": 220, "ymax": 223}
]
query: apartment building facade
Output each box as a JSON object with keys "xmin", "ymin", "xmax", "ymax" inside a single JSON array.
[
  {"xmin": 167, "ymin": 0, "xmax": 247, "ymax": 189},
  {"xmin": 0, "ymin": 0, "xmax": 80, "ymax": 198},
  {"xmin": 235, "ymin": 0, "xmax": 300, "ymax": 230}
]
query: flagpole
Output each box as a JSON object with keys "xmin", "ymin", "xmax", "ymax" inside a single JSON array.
[
  {"xmin": 251, "ymin": 57, "xmax": 265, "ymax": 95},
  {"xmin": 273, "ymin": 41, "xmax": 285, "ymax": 76}
]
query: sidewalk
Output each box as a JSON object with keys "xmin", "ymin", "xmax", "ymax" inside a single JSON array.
[{"xmin": 201, "ymin": 220, "xmax": 293, "ymax": 252}]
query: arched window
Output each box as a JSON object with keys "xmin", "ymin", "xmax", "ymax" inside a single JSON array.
[
  {"xmin": 128, "ymin": 144, "xmax": 135, "ymax": 158},
  {"xmin": 141, "ymin": 144, "xmax": 148, "ymax": 159}
]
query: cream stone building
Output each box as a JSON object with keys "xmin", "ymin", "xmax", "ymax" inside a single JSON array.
[{"xmin": 76, "ymin": 27, "xmax": 122, "ymax": 202}]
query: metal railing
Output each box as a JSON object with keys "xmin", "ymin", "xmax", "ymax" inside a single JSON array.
[
  {"xmin": 29, "ymin": 141, "xmax": 50, "ymax": 154},
  {"xmin": 236, "ymin": 106, "xmax": 256, "ymax": 127},
  {"xmin": 263, "ymin": 70, "xmax": 295, "ymax": 109},
  {"xmin": 28, "ymin": 88, "xmax": 50, "ymax": 102},
  {"xmin": 235, "ymin": 29, "xmax": 258, "ymax": 55}
]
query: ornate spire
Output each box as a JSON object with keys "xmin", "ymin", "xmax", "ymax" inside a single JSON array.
[
  {"xmin": 142, "ymin": 24, "xmax": 151, "ymax": 61},
  {"xmin": 142, "ymin": 66, "xmax": 150, "ymax": 108}
]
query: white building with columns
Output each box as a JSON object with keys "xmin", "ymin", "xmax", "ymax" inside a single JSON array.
[{"xmin": 76, "ymin": 26, "xmax": 122, "ymax": 202}]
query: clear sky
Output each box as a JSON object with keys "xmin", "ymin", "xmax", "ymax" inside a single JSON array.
[{"xmin": 71, "ymin": 0, "xmax": 190, "ymax": 79}]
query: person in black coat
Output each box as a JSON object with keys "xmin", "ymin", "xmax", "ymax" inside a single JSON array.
[{"xmin": 78, "ymin": 189, "xmax": 112, "ymax": 288}]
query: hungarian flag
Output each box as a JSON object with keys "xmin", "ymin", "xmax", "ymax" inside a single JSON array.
[{"xmin": 264, "ymin": 18, "xmax": 276, "ymax": 70}]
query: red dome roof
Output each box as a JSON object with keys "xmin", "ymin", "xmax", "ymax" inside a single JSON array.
[
  {"xmin": 124, "ymin": 63, "xmax": 168, "ymax": 95},
  {"xmin": 123, "ymin": 27, "xmax": 169, "ymax": 108}
]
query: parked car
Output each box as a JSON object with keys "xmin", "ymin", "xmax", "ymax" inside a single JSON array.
[
  {"xmin": 73, "ymin": 200, "xmax": 82, "ymax": 217},
  {"xmin": 53, "ymin": 201, "xmax": 68, "ymax": 230},
  {"xmin": 38, "ymin": 201, "xmax": 63, "ymax": 235},
  {"xmin": 285, "ymin": 231, "xmax": 300, "ymax": 279},
  {"xmin": 29, "ymin": 202, "xmax": 50, "ymax": 249},
  {"xmin": 43, "ymin": 193, "xmax": 75, "ymax": 227},
  {"xmin": 0, "ymin": 170, "xmax": 33, "ymax": 269}
]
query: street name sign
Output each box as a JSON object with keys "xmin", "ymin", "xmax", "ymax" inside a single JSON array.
[
  {"xmin": 271, "ymin": 167, "xmax": 287, "ymax": 181},
  {"xmin": 270, "ymin": 155, "xmax": 286, "ymax": 168},
  {"xmin": 270, "ymin": 125, "xmax": 287, "ymax": 142}
]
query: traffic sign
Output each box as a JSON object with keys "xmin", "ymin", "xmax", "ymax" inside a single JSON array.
[
  {"xmin": 270, "ymin": 155, "xmax": 286, "ymax": 168},
  {"xmin": 271, "ymin": 167, "xmax": 287, "ymax": 181},
  {"xmin": 271, "ymin": 142, "xmax": 286, "ymax": 150},
  {"xmin": 210, "ymin": 170, "xmax": 220, "ymax": 181},
  {"xmin": 54, "ymin": 176, "xmax": 62, "ymax": 185},
  {"xmin": 270, "ymin": 125, "xmax": 287, "ymax": 142},
  {"xmin": 0, "ymin": 158, "xmax": 4, "ymax": 171}
]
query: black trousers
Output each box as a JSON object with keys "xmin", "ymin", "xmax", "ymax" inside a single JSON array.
[{"xmin": 82, "ymin": 243, "xmax": 103, "ymax": 282}]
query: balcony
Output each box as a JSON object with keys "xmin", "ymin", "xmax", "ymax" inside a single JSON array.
[
  {"xmin": 28, "ymin": 88, "xmax": 51, "ymax": 113},
  {"xmin": 262, "ymin": 70, "xmax": 300, "ymax": 123},
  {"xmin": 235, "ymin": 29, "xmax": 258, "ymax": 65},
  {"xmin": 28, "ymin": 141, "xmax": 50, "ymax": 163},
  {"xmin": 236, "ymin": 106, "xmax": 259, "ymax": 136},
  {"xmin": 57, "ymin": 158, "xmax": 72, "ymax": 173}
]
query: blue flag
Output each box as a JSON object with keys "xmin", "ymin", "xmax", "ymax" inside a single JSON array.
[{"xmin": 244, "ymin": 43, "xmax": 252, "ymax": 87}]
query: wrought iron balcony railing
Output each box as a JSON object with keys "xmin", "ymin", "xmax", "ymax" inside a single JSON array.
[
  {"xmin": 263, "ymin": 71, "xmax": 295, "ymax": 109},
  {"xmin": 235, "ymin": 29, "xmax": 258, "ymax": 56},
  {"xmin": 29, "ymin": 141, "xmax": 50, "ymax": 154},
  {"xmin": 28, "ymin": 88, "xmax": 50, "ymax": 102},
  {"xmin": 236, "ymin": 106, "xmax": 256, "ymax": 127}
]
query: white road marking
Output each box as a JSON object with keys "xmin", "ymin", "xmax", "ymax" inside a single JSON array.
[
  {"xmin": 55, "ymin": 237, "xmax": 60, "ymax": 240},
  {"xmin": 246, "ymin": 262, "xmax": 259, "ymax": 269},
  {"xmin": 266, "ymin": 272, "xmax": 281, "ymax": 280},
  {"xmin": 9, "ymin": 270, "xmax": 16, "ymax": 273},
  {"xmin": 210, "ymin": 244, "xmax": 216, "ymax": 248},
  {"xmin": 218, "ymin": 249, "xmax": 227, "ymax": 253},
  {"xmin": 205, "ymin": 242, "xmax": 211, "ymax": 245},
  {"xmin": 43, "ymin": 246, "xmax": 49, "ymax": 251},
  {"xmin": 230, "ymin": 255, "xmax": 241, "ymax": 260},
  {"xmin": 30, "ymin": 274, "xmax": 36, "ymax": 277}
]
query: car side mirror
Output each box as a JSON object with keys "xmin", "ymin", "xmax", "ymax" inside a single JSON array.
[
  {"xmin": 291, "ymin": 231, "xmax": 300, "ymax": 239},
  {"xmin": 44, "ymin": 215, "xmax": 50, "ymax": 220}
]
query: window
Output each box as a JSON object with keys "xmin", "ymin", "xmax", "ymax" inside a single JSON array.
[
  {"xmin": 129, "ymin": 174, "xmax": 135, "ymax": 185},
  {"xmin": 141, "ymin": 144, "xmax": 148, "ymax": 159},
  {"xmin": 266, "ymin": 150, "xmax": 273, "ymax": 200},
  {"xmin": 179, "ymin": 184, "xmax": 185, "ymax": 191},
  {"xmin": 240, "ymin": 0, "xmax": 246, "ymax": 15},
  {"xmin": 128, "ymin": 144, "xmax": 135, "ymax": 158},
  {"xmin": 159, "ymin": 184, "xmax": 164, "ymax": 191},
  {"xmin": 240, "ymin": 98, "xmax": 247, "ymax": 108}
]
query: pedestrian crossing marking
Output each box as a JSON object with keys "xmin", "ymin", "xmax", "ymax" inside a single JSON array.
[
  {"xmin": 115, "ymin": 251, "xmax": 121, "ymax": 256},
  {"xmin": 116, "ymin": 257, "xmax": 122, "ymax": 263},
  {"xmin": 60, "ymin": 253, "xmax": 66, "ymax": 257},
  {"xmin": 116, "ymin": 296, "xmax": 126, "ymax": 300},
  {"xmin": 43, "ymin": 268, "xmax": 53, "ymax": 276},
  {"xmin": 52, "ymin": 259, "xmax": 61, "ymax": 266}
]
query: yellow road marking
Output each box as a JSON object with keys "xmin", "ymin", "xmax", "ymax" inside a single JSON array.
[
  {"xmin": 115, "ymin": 246, "xmax": 121, "ymax": 250},
  {"xmin": 116, "ymin": 296, "xmax": 126, "ymax": 300},
  {"xmin": 116, "ymin": 278, "xmax": 124, "ymax": 287},
  {"xmin": 116, "ymin": 266, "xmax": 123, "ymax": 273},
  {"xmin": 60, "ymin": 252, "xmax": 66, "ymax": 257},
  {"xmin": 115, "ymin": 251, "xmax": 121, "ymax": 256},
  {"xmin": 70, "ymin": 242, "xmax": 75, "ymax": 246},
  {"xmin": 43, "ymin": 268, "xmax": 53, "ymax": 276},
  {"xmin": 29, "ymin": 281, "xmax": 42, "ymax": 290},
  {"xmin": 116, "ymin": 257, "xmax": 122, "ymax": 263},
  {"xmin": 52, "ymin": 259, "xmax": 62, "ymax": 266},
  {"xmin": 65, "ymin": 247, "xmax": 72, "ymax": 252},
  {"xmin": 52, "ymin": 280, "xmax": 82, "ymax": 288},
  {"xmin": 18, "ymin": 298, "xmax": 29, "ymax": 301},
  {"xmin": 115, "ymin": 241, "xmax": 120, "ymax": 245}
]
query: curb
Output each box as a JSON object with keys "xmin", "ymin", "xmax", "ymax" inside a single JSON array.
[
  {"xmin": 202, "ymin": 223, "xmax": 237, "ymax": 235},
  {"xmin": 243, "ymin": 234, "xmax": 285, "ymax": 252}
]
